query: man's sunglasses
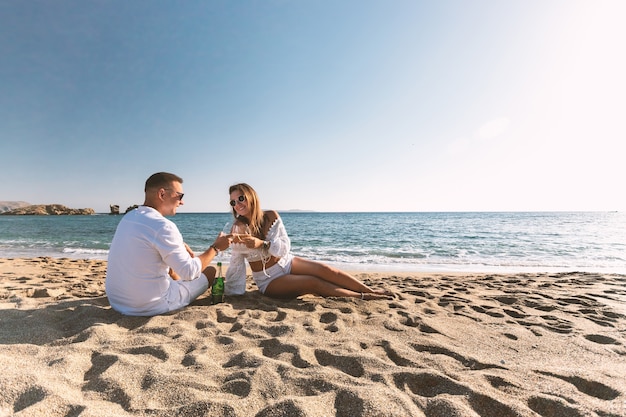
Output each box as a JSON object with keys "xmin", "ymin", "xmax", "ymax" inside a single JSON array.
[
  {"xmin": 230, "ymin": 195, "xmax": 246, "ymax": 206},
  {"xmin": 164, "ymin": 189, "xmax": 184, "ymax": 201}
]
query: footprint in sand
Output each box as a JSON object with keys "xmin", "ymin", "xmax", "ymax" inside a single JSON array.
[
  {"xmin": 536, "ymin": 371, "xmax": 621, "ymax": 401},
  {"xmin": 13, "ymin": 386, "xmax": 47, "ymax": 413},
  {"xmin": 438, "ymin": 293, "xmax": 471, "ymax": 311},
  {"xmin": 84, "ymin": 352, "xmax": 118, "ymax": 381},
  {"xmin": 314, "ymin": 349, "xmax": 364, "ymax": 377},
  {"xmin": 484, "ymin": 374, "xmax": 520, "ymax": 390},
  {"xmin": 270, "ymin": 309, "xmax": 288, "ymax": 322},
  {"xmin": 470, "ymin": 304, "xmax": 506, "ymax": 318},
  {"xmin": 524, "ymin": 299, "xmax": 556, "ymax": 312},
  {"xmin": 394, "ymin": 371, "xmax": 522, "ymax": 417},
  {"xmin": 83, "ymin": 353, "xmax": 132, "ymax": 411},
  {"xmin": 394, "ymin": 310, "xmax": 441, "ymax": 334},
  {"xmin": 126, "ymin": 345, "xmax": 168, "ymax": 361},
  {"xmin": 377, "ymin": 340, "xmax": 419, "ymax": 367},
  {"xmin": 577, "ymin": 307, "xmax": 623, "ymax": 328},
  {"xmin": 528, "ymin": 395, "xmax": 588, "ymax": 417},
  {"xmin": 405, "ymin": 289, "xmax": 435, "ymax": 302},
  {"xmin": 411, "ymin": 343, "xmax": 506, "ymax": 371},
  {"xmin": 215, "ymin": 309, "xmax": 238, "ymax": 324},
  {"xmin": 222, "ymin": 371, "xmax": 252, "ymax": 397},
  {"xmin": 494, "ymin": 296, "xmax": 517, "ymax": 305},
  {"xmin": 260, "ymin": 337, "xmax": 312, "ymax": 369},
  {"xmin": 320, "ymin": 311, "xmax": 340, "ymax": 332},
  {"xmin": 514, "ymin": 314, "xmax": 574, "ymax": 335},
  {"xmin": 503, "ymin": 308, "xmax": 527, "ymax": 319},
  {"xmin": 584, "ymin": 334, "xmax": 621, "ymax": 345}
]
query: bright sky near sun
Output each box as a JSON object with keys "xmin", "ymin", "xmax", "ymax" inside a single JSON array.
[{"xmin": 1, "ymin": 0, "xmax": 625, "ymax": 213}]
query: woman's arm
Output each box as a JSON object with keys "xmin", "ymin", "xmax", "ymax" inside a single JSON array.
[
  {"xmin": 264, "ymin": 215, "xmax": 291, "ymax": 258},
  {"xmin": 235, "ymin": 211, "xmax": 291, "ymax": 257}
]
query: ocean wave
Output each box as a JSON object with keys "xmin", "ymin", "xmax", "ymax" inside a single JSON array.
[
  {"xmin": 2, "ymin": 212, "xmax": 626, "ymax": 273},
  {"xmin": 62, "ymin": 247, "xmax": 109, "ymax": 256}
]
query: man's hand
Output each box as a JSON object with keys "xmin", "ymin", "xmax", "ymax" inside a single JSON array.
[
  {"xmin": 184, "ymin": 242, "xmax": 195, "ymax": 257},
  {"xmin": 169, "ymin": 268, "xmax": 181, "ymax": 281},
  {"xmin": 212, "ymin": 232, "xmax": 232, "ymax": 252},
  {"xmin": 197, "ymin": 232, "xmax": 232, "ymax": 270}
]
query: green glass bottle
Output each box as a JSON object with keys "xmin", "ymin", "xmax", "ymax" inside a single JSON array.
[{"xmin": 212, "ymin": 262, "xmax": 225, "ymax": 304}]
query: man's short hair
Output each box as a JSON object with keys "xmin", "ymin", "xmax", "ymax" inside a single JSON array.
[{"xmin": 145, "ymin": 172, "xmax": 183, "ymax": 192}]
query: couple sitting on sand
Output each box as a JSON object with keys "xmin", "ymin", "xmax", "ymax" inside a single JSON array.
[{"xmin": 105, "ymin": 172, "xmax": 392, "ymax": 316}]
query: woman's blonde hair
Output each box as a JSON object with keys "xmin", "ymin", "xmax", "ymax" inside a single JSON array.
[{"xmin": 229, "ymin": 183, "xmax": 264, "ymax": 238}]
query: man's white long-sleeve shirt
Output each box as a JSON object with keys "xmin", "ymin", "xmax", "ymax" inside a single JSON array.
[{"xmin": 105, "ymin": 206, "xmax": 203, "ymax": 316}]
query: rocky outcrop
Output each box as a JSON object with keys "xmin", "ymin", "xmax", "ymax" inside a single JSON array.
[
  {"xmin": 125, "ymin": 205, "xmax": 139, "ymax": 213},
  {"xmin": 109, "ymin": 204, "xmax": 138, "ymax": 214},
  {"xmin": 0, "ymin": 204, "xmax": 95, "ymax": 215},
  {"xmin": 0, "ymin": 201, "xmax": 31, "ymax": 213}
]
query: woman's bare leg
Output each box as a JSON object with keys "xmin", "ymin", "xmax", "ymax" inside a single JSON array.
[
  {"xmin": 290, "ymin": 257, "xmax": 391, "ymax": 296},
  {"xmin": 262, "ymin": 257, "xmax": 392, "ymax": 299},
  {"xmin": 263, "ymin": 274, "xmax": 351, "ymax": 298}
]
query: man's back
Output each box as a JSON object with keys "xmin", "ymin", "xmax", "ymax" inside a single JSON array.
[{"xmin": 105, "ymin": 206, "xmax": 178, "ymax": 315}]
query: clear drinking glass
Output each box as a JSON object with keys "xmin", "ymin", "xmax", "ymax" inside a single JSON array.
[
  {"xmin": 231, "ymin": 222, "xmax": 251, "ymax": 244},
  {"xmin": 222, "ymin": 221, "xmax": 234, "ymax": 235}
]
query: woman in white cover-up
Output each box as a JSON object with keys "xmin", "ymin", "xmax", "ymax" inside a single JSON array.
[{"xmin": 224, "ymin": 183, "xmax": 391, "ymax": 300}]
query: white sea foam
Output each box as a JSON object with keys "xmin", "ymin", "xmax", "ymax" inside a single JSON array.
[{"xmin": 62, "ymin": 247, "xmax": 109, "ymax": 259}]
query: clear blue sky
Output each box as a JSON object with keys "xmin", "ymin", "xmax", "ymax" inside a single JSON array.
[{"xmin": 2, "ymin": 0, "xmax": 624, "ymax": 213}]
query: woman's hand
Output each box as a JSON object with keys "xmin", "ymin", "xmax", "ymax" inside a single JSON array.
[
  {"xmin": 231, "ymin": 233, "xmax": 245, "ymax": 244},
  {"xmin": 236, "ymin": 234, "xmax": 262, "ymax": 249}
]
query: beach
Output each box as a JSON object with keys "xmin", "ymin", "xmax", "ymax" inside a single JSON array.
[{"xmin": 1, "ymin": 257, "xmax": 625, "ymax": 417}]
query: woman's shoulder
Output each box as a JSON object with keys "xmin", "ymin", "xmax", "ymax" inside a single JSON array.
[
  {"xmin": 263, "ymin": 210, "xmax": 280, "ymax": 222},
  {"xmin": 262, "ymin": 210, "xmax": 282, "ymax": 235}
]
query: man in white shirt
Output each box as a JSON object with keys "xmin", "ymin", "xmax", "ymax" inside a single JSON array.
[{"xmin": 106, "ymin": 172, "xmax": 230, "ymax": 316}]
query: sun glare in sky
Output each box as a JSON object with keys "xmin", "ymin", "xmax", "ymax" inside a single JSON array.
[{"xmin": 1, "ymin": 1, "xmax": 624, "ymax": 212}]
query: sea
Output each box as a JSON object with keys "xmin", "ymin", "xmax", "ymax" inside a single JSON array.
[{"xmin": 1, "ymin": 211, "xmax": 625, "ymax": 274}]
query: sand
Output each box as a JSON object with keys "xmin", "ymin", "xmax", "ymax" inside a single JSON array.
[{"xmin": 0, "ymin": 257, "xmax": 625, "ymax": 417}]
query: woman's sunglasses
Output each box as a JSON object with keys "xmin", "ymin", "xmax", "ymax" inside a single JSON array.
[{"xmin": 230, "ymin": 195, "xmax": 246, "ymax": 206}]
